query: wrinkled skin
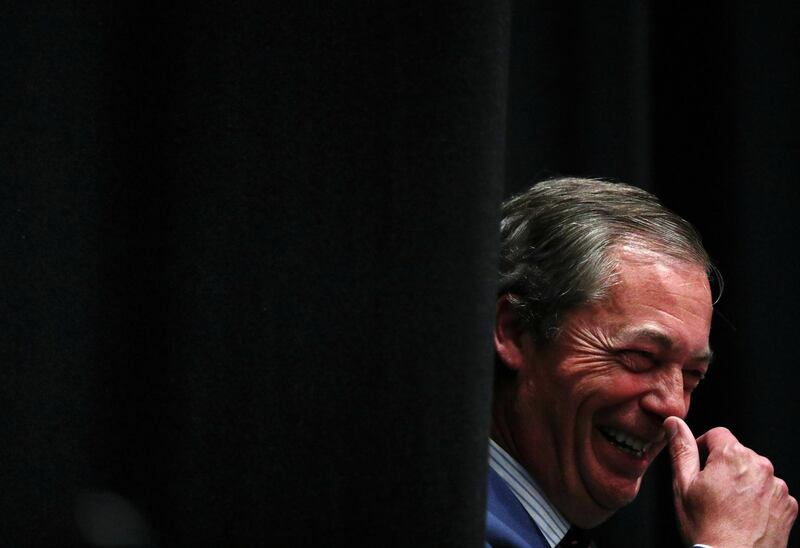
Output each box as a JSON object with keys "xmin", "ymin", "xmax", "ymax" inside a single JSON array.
[
  {"xmin": 667, "ymin": 417, "xmax": 797, "ymax": 547},
  {"xmin": 493, "ymin": 246, "xmax": 796, "ymax": 544}
]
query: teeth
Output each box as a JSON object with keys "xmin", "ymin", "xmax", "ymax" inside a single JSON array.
[{"xmin": 600, "ymin": 426, "xmax": 652, "ymax": 456}]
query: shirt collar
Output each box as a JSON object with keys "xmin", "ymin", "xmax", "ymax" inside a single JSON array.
[{"xmin": 488, "ymin": 438, "xmax": 571, "ymax": 548}]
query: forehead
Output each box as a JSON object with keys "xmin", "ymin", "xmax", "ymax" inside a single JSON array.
[
  {"xmin": 609, "ymin": 245, "xmax": 711, "ymax": 299},
  {"xmin": 590, "ymin": 246, "xmax": 713, "ymax": 352}
]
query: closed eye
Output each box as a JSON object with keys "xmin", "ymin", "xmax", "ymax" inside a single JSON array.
[
  {"xmin": 618, "ymin": 350, "xmax": 657, "ymax": 372},
  {"xmin": 683, "ymin": 369, "xmax": 707, "ymax": 391}
]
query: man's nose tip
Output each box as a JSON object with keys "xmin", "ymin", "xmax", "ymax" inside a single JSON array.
[{"xmin": 641, "ymin": 370, "xmax": 687, "ymax": 420}]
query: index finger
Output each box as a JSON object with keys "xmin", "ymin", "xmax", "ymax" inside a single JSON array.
[{"xmin": 665, "ymin": 416, "xmax": 700, "ymax": 493}]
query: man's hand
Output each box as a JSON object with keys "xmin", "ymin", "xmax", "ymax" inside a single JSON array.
[{"xmin": 665, "ymin": 416, "xmax": 797, "ymax": 547}]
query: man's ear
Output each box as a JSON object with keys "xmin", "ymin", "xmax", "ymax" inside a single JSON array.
[{"xmin": 494, "ymin": 295, "xmax": 528, "ymax": 371}]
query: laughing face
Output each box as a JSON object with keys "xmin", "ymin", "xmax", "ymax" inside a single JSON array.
[{"xmin": 493, "ymin": 246, "xmax": 713, "ymax": 527}]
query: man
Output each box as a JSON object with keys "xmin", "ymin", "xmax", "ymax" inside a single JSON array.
[{"xmin": 486, "ymin": 178, "xmax": 797, "ymax": 547}]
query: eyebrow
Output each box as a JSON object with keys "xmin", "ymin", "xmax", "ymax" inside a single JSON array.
[{"xmin": 617, "ymin": 327, "xmax": 714, "ymax": 364}]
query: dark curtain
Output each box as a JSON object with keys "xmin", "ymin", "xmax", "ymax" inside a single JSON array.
[
  {"xmin": 3, "ymin": 3, "xmax": 799, "ymax": 547},
  {"xmin": 2, "ymin": 4, "xmax": 509, "ymax": 546}
]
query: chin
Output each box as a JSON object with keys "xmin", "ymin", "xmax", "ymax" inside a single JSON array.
[
  {"xmin": 570, "ymin": 462, "xmax": 645, "ymax": 527},
  {"xmin": 566, "ymin": 484, "xmax": 641, "ymax": 529},
  {"xmin": 563, "ymin": 500, "xmax": 617, "ymax": 529},
  {"xmin": 590, "ymin": 478, "xmax": 642, "ymax": 519},
  {"xmin": 555, "ymin": 472, "xmax": 642, "ymax": 528},
  {"xmin": 594, "ymin": 478, "xmax": 642, "ymax": 510}
]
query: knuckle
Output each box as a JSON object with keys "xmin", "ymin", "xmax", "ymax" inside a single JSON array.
[
  {"xmin": 720, "ymin": 440, "xmax": 743, "ymax": 459},
  {"xmin": 789, "ymin": 496, "xmax": 799, "ymax": 518},
  {"xmin": 775, "ymin": 478, "xmax": 789, "ymax": 497},
  {"xmin": 703, "ymin": 426, "xmax": 734, "ymax": 449},
  {"xmin": 669, "ymin": 434, "xmax": 693, "ymax": 459},
  {"xmin": 758, "ymin": 456, "xmax": 775, "ymax": 475},
  {"xmin": 671, "ymin": 436, "xmax": 689, "ymax": 454},
  {"xmin": 709, "ymin": 426, "xmax": 733, "ymax": 439}
]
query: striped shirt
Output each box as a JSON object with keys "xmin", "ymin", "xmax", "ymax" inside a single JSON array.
[{"xmin": 488, "ymin": 438, "xmax": 571, "ymax": 548}]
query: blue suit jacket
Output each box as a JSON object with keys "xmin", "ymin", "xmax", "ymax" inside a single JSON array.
[{"xmin": 485, "ymin": 467, "xmax": 549, "ymax": 548}]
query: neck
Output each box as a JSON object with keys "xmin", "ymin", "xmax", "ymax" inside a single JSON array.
[{"xmin": 490, "ymin": 388, "xmax": 522, "ymax": 464}]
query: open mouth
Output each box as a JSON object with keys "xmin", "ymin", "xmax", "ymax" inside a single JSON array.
[{"xmin": 597, "ymin": 426, "xmax": 651, "ymax": 459}]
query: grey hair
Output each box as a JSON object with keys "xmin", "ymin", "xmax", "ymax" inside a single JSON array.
[{"xmin": 499, "ymin": 177, "xmax": 719, "ymax": 342}]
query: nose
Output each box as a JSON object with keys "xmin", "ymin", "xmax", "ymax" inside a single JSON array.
[{"xmin": 640, "ymin": 366, "xmax": 688, "ymax": 420}]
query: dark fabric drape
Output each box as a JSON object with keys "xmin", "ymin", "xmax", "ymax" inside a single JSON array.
[
  {"xmin": 3, "ymin": 4, "xmax": 509, "ymax": 546},
  {"xmin": 4, "ymin": 2, "xmax": 800, "ymax": 547}
]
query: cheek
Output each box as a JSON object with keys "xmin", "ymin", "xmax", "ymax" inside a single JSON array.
[
  {"xmin": 557, "ymin": 358, "xmax": 631, "ymax": 396},
  {"xmin": 577, "ymin": 370, "xmax": 649, "ymax": 407},
  {"xmin": 539, "ymin": 365, "xmax": 635, "ymax": 429}
]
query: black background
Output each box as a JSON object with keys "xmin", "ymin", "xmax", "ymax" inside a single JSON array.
[{"xmin": 2, "ymin": 3, "xmax": 798, "ymax": 547}]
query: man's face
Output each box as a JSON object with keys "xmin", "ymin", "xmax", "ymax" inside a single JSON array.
[{"xmin": 506, "ymin": 246, "xmax": 713, "ymax": 527}]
